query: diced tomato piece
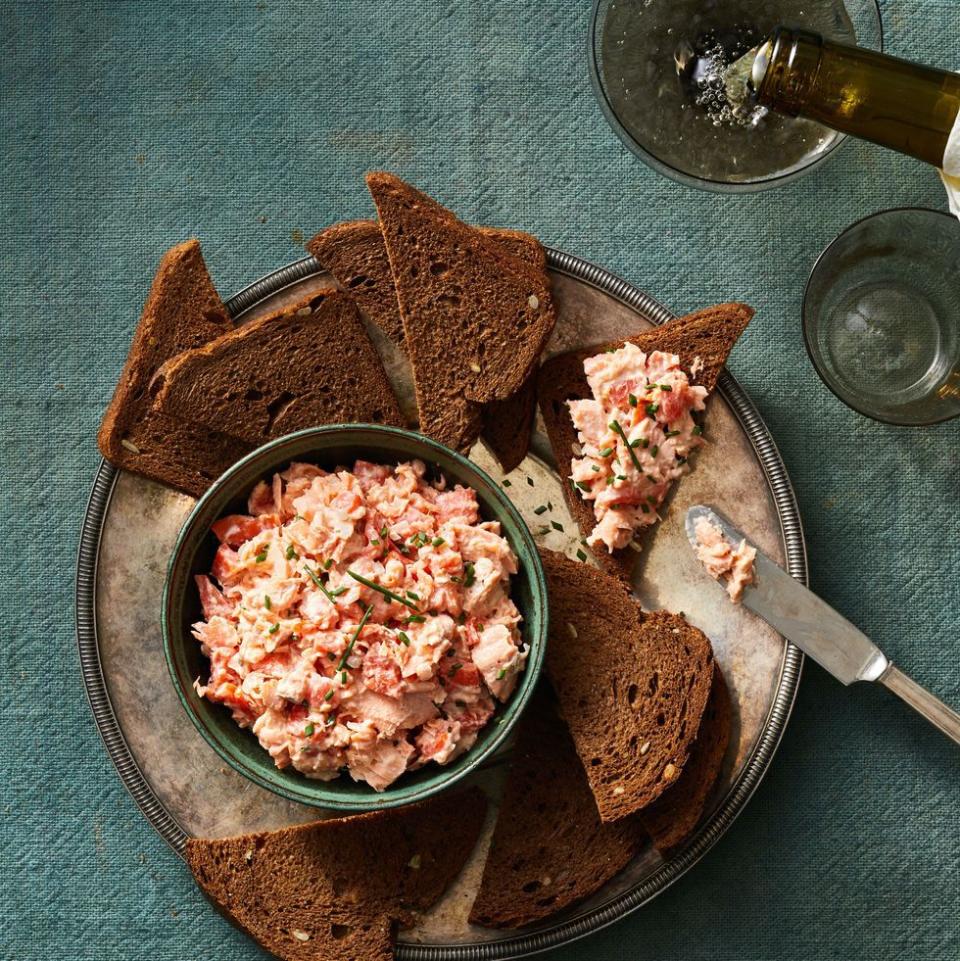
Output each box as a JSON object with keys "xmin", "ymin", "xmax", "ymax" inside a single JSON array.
[{"xmin": 211, "ymin": 513, "xmax": 279, "ymax": 548}]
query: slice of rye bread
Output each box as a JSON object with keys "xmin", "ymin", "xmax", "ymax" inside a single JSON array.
[
  {"xmin": 640, "ymin": 663, "xmax": 732, "ymax": 854},
  {"xmin": 537, "ymin": 302, "xmax": 754, "ymax": 580},
  {"xmin": 367, "ymin": 171, "xmax": 556, "ymax": 416},
  {"xmin": 186, "ymin": 788, "xmax": 487, "ymax": 961},
  {"xmin": 151, "ymin": 288, "xmax": 405, "ymax": 445},
  {"xmin": 306, "ymin": 219, "xmax": 544, "ymax": 471},
  {"xmin": 539, "ymin": 548, "xmax": 715, "ymax": 822},
  {"xmin": 97, "ymin": 239, "xmax": 252, "ymax": 497},
  {"xmin": 469, "ymin": 689, "xmax": 647, "ymax": 929}
]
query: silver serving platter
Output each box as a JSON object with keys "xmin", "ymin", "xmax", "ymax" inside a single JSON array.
[{"xmin": 76, "ymin": 249, "xmax": 805, "ymax": 960}]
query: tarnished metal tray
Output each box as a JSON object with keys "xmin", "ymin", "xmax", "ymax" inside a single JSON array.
[{"xmin": 76, "ymin": 249, "xmax": 805, "ymax": 960}]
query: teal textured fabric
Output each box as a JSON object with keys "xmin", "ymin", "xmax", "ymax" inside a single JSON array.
[{"xmin": 2, "ymin": 1, "xmax": 959, "ymax": 958}]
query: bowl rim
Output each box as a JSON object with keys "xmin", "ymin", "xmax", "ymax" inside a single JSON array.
[
  {"xmin": 801, "ymin": 205, "xmax": 960, "ymax": 427},
  {"xmin": 161, "ymin": 422, "xmax": 549, "ymax": 812},
  {"xmin": 587, "ymin": 0, "xmax": 884, "ymax": 193}
]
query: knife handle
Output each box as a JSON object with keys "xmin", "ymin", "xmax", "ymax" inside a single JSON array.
[{"xmin": 878, "ymin": 664, "xmax": 960, "ymax": 746}]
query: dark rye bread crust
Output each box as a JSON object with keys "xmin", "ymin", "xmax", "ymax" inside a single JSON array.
[
  {"xmin": 469, "ymin": 690, "xmax": 647, "ymax": 928},
  {"xmin": 306, "ymin": 219, "xmax": 545, "ymax": 471},
  {"xmin": 539, "ymin": 549, "xmax": 715, "ymax": 823},
  {"xmin": 152, "ymin": 288, "xmax": 404, "ymax": 445},
  {"xmin": 367, "ymin": 172, "xmax": 556, "ymax": 459},
  {"xmin": 97, "ymin": 239, "xmax": 252, "ymax": 497},
  {"xmin": 186, "ymin": 788, "xmax": 486, "ymax": 961},
  {"xmin": 537, "ymin": 303, "xmax": 754, "ymax": 581},
  {"xmin": 640, "ymin": 663, "xmax": 732, "ymax": 854}
]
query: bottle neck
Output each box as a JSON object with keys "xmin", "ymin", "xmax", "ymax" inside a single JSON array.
[{"xmin": 753, "ymin": 28, "xmax": 960, "ymax": 168}]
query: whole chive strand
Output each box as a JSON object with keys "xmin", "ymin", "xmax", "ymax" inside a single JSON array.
[
  {"xmin": 337, "ymin": 603, "xmax": 373, "ymax": 671},
  {"xmin": 347, "ymin": 570, "xmax": 420, "ymax": 611},
  {"xmin": 609, "ymin": 419, "xmax": 644, "ymax": 473}
]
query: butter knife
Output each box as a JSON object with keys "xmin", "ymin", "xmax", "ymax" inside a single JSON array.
[{"xmin": 686, "ymin": 505, "xmax": 960, "ymax": 746}]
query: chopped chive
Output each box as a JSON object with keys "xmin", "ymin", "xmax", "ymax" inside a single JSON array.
[
  {"xmin": 646, "ymin": 403, "xmax": 659, "ymax": 417},
  {"xmin": 650, "ymin": 445, "xmax": 659, "ymax": 457},
  {"xmin": 371, "ymin": 538, "xmax": 380, "ymax": 546},
  {"xmin": 526, "ymin": 476, "xmax": 534, "ymax": 486},
  {"xmin": 324, "ymin": 689, "xmax": 334, "ymax": 702},
  {"xmin": 380, "ymin": 525, "xmax": 389, "ymax": 539},
  {"xmin": 327, "ymin": 651, "xmax": 337, "ymax": 661},
  {"xmin": 658, "ymin": 383, "xmax": 673, "ymax": 392},
  {"xmin": 665, "ymin": 429, "xmax": 681, "ymax": 438},
  {"xmin": 432, "ymin": 537, "xmax": 445, "ymax": 547},
  {"xmin": 322, "ymin": 558, "xmax": 333, "ymax": 570},
  {"xmin": 496, "ymin": 668, "xmax": 507, "ymax": 680},
  {"xmin": 405, "ymin": 590, "xmax": 421, "ymax": 601},
  {"xmin": 547, "ymin": 501, "xmax": 553, "ymax": 511},
  {"xmin": 397, "ymin": 630, "xmax": 411, "ymax": 647},
  {"xmin": 254, "ymin": 549, "xmax": 268, "ymax": 563},
  {"xmin": 628, "ymin": 393, "xmax": 638, "ymax": 407},
  {"xmin": 598, "ymin": 446, "xmax": 614, "ymax": 458},
  {"xmin": 337, "ymin": 603, "xmax": 373, "ymax": 671},
  {"xmin": 534, "ymin": 505, "xmax": 548, "ymax": 515},
  {"xmin": 303, "ymin": 564, "xmax": 340, "ymax": 605},
  {"xmin": 692, "ymin": 424, "xmax": 703, "ymax": 436},
  {"xmin": 502, "ymin": 479, "xmax": 512, "ymax": 487},
  {"xmin": 341, "ymin": 671, "xmax": 347, "ymax": 684},
  {"xmin": 629, "ymin": 439, "xmax": 641, "ymax": 448},
  {"xmin": 329, "ymin": 586, "xmax": 348, "ymax": 597},
  {"xmin": 609, "ymin": 419, "xmax": 645, "ymax": 473},
  {"xmin": 264, "ymin": 595, "xmax": 272, "ymax": 610},
  {"xmin": 347, "ymin": 570, "xmax": 420, "ymax": 610},
  {"xmin": 268, "ymin": 623, "xmax": 279, "ymax": 635},
  {"xmin": 576, "ymin": 549, "xmax": 587, "ymax": 561},
  {"xmin": 326, "ymin": 713, "xmax": 336, "ymax": 726},
  {"xmin": 448, "ymin": 662, "xmax": 463, "ymax": 677},
  {"xmin": 591, "ymin": 465, "xmax": 600, "ymax": 472},
  {"xmin": 304, "ymin": 723, "xmax": 315, "ymax": 736},
  {"xmin": 605, "ymin": 476, "xmax": 614, "ymax": 485},
  {"xmin": 551, "ymin": 520, "xmax": 564, "ymax": 532},
  {"xmin": 641, "ymin": 438, "xmax": 650, "ymax": 449},
  {"xmin": 575, "ymin": 480, "xmax": 590, "ymax": 491},
  {"xmin": 285, "ymin": 544, "xmax": 298, "ymax": 560},
  {"xmin": 463, "ymin": 562, "xmax": 476, "ymax": 588},
  {"xmin": 405, "ymin": 614, "xmax": 426, "ymax": 624},
  {"xmin": 616, "ymin": 474, "xmax": 627, "ymax": 482}
]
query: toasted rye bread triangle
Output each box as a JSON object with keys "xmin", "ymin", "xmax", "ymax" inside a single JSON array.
[
  {"xmin": 538, "ymin": 303, "xmax": 754, "ymax": 581},
  {"xmin": 152, "ymin": 288, "xmax": 404, "ymax": 446},
  {"xmin": 97, "ymin": 239, "xmax": 252, "ymax": 497},
  {"xmin": 640, "ymin": 663, "xmax": 732, "ymax": 854},
  {"xmin": 186, "ymin": 788, "xmax": 486, "ymax": 961},
  {"xmin": 539, "ymin": 549, "xmax": 715, "ymax": 822},
  {"xmin": 307, "ymin": 219, "xmax": 545, "ymax": 470},
  {"xmin": 469, "ymin": 688, "xmax": 647, "ymax": 928},
  {"xmin": 366, "ymin": 172, "xmax": 556, "ymax": 415}
]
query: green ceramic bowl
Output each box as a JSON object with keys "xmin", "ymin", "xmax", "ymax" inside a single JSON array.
[{"xmin": 162, "ymin": 424, "xmax": 548, "ymax": 812}]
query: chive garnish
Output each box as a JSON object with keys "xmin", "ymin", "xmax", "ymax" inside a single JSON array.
[
  {"xmin": 322, "ymin": 558, "xmax": 333, "ymax": 570},
  {"xmin": 616, "ymin": 474, "xmax": 627, "ymax": 482},
  {"xmin": 264, "ymin": 595, "xmax": 272, "ymax": 610},
  {"xmin": 371, "ymin": 538, "xmax": 380, "ymax": 546},
  {"xmin": 658, "ymin": 384, "xmax": 673, "ymax": 392},
  {"xmin": 303, "ymin": 564, "xmax": 340, "ymax": 605},
  {"xmin": 502, "ymin": 479, "xmax": 512, "ymax": 487},
  {"xmin": 496, "ymin": 668, "xmax": 507, "ymax": 680},
  {"xmin": 575, "ymin": 480, "xmax": 590, "ymax": 491},
  {"xmin": 463, "ymin": 562, "xmax": 476, "ymax": 588},
  {"xmin": 610, "ymin": 419, "xmax": 644, "ymax": 473},
  {"xmin": 327, "ymin": 651, "xmax": 337, "ymax": 661},
  {"xmin": 324, "ymin": 689, "xmax": 335, "ymax": 702},
  {"xmin": 665, "ymin": 429, "xmax": 681, "ymax": 438},
  {"xmin": 406, "ymin": 590, "xmax": 420, "ymax": 601},
  {"xmin": 254, "ymin": 548, "xmax": 268, "ymax": 563},
  {"xmin": 304, "ymin": 723, "xmax": 315, "ymax": 736},
  {"xmin": 646, "ymin": 403, "xmax": 659, "ymax": 417},
  {"xmin": 598, "ymin": 446, "xmax": 614, "ymax": 458},
  {"xmin": 405, "ymin": 614, "xmax": 426, "ymax": 624},
  {"xmin": 448, "ymin": 662, "xmax": 463, "ymax": 677},
  {"xmin": 268, "ymin": 623, "xmax": 279, "ymax": 634},
  {"xmin": 628, "ymin": 393, "xmax": 638, "ymax": 407},
  {"xmin": 397, "ymin": 630, "xmax": 411, "ymax": 647},
  {"xmin": 380, "ymin": 525, "xmax": 389, "ymax": 539},
  {"xmin": 550, "ymin": 520, "xmax": 564, "ymax": 532},
  {"xmin": 650, "ymin": 445, "xmax": 659, "ymax": 457},
  {"xmin": 534, "ymin": 505, "xmax": 548, "ymax": 515},
  {"xmin": 432, "ymin": 537, "xmax": 445, "ymax": 547},
  {"xmin": 692, "ymin": 425, "xmax": 703, "ymax": 436},
  {"xmin": 337, "ymin": 603, "xmax": 373, "ymax": 671},
  {"xmin": 576, "ymin": 549, "xmax": 587, "ymax": 561},
  {"xmin": 641, "ymin": 438, "xmax": 650, "ymax": 448},
  {"xmin": 526, "ymin": 476, "xmax": 534, "ymax": 486},
  {"xmin": 347, "ymin": 570, "xmax": 420, "ymax": 610},
  {"xmin": 591, "ymin": 465, "xmax": 600, "ymax": 472},
  {"xmin": 326, "ymin": 713, "xmax": 336, "ymax": 726},
  {"xmin": 340, "ymin": 671, "xmax": 347, "ymax": 684},
  {"xmin": 285, "ymin": 544, "xmax": 298, "ymax": 560}
]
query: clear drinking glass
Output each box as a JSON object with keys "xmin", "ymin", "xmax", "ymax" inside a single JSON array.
[
  {"xmin": 803, "ymin": 208, "xmax": 960, "ymax": 425},
  {"xmin": 590, "ymin": 0, "xmax": 883, "ymax": 192}
]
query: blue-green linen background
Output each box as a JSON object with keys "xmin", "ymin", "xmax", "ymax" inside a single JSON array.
[{"xmin": 2, "ymin": 1, "xmax": 958, "ymax": 958}]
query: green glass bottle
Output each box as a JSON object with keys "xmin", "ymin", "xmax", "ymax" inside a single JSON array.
[{"xmin": 751, "ymin": 28, "xmax": 960, "ymax": 167}]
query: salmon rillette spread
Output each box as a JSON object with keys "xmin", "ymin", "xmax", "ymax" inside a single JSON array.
[
  {"xmin": 569, "ymin": 344, "xmax": 707, "ymax": 552},
  {"xmin": 192, "ymin": 460, "xmax": 527, "ymax": 791}
]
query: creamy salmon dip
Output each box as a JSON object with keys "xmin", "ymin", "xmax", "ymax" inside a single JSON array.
[
  {"xmin": 693, "ymin": 516, "xmax": 757, "ymax": 603},
  {"xmin": 568, "ymin": 344, "xmax": 707, "ymax": 552},
  {"xmin": 192, "ymin": 460, "xmax": 526, "ymax": 791}
]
